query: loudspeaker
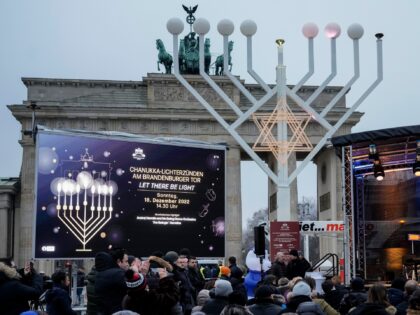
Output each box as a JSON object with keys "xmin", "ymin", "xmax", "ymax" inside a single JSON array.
[{"xmin": 254, "ymin": 226, "xmax": 265, "ymax": 256}]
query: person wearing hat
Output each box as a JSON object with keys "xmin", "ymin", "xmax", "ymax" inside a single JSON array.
[
  {"xmin": 286, "ymin": 249, "xmax": 311, "ymax": 279},
  {"xmin": 248, "ymin": 284, "xmax": 284, "ymax": 315},
  {"xmin": 201, "ymin": 279, "xmax": 233, "ymax": 315},
  {"xmin": 279, "ymin": 280, "xmax": 324, "ymax": 315},
  {"xmin": 122, "ymin": 267, "xmax": 181, "ymax": 315},
  {"xmin": 219, "ymin": 266, "xmax": 231, "ymax": 280}
]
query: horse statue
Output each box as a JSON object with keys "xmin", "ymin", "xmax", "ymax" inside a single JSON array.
[
  {"xmin": 215, "ymin": 41, "xmax": 233, "ymax": 76},
  {"xmin": 204, "ymin": 38, "xmax": 211, "ymax": 74},
  {"xmin": 156, "ymin": 39, "xmax": 173, "ymax": 74}
]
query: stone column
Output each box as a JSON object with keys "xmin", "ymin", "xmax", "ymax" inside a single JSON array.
[
  {"xmin": 17, "ymin": 138, "xmax": 36, "ymax": 266},
  {"xmin": 225, "ymin": 146, "xmax": 242, "ymax": 263},
  {"xmin": 0, "ymin": 193, "xmax": 14, "ymax": 258},
  {"xmin": 315, "ymin": 148, "xmax": 343, "ymax": 257}
]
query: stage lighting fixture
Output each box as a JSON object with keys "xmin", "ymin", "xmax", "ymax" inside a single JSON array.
[
  {"xmin": 368, "ymin": 144, "xmax": 379, "ymax": 160},
  {"xmin": 414, "ymin": 141, "xmax": 420, "ymax": 176},
  {"xmin": 373, "ymin": 160, "xmax": 385, "ymax": 181},
  {"xmin": 369, "ymin": 144, "xmax": 384, "ymax": 181}
]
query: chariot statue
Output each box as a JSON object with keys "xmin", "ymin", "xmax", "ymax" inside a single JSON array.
[{"xmin": 156, "ymin": 5, "xmax": 233, "ymax": 76}]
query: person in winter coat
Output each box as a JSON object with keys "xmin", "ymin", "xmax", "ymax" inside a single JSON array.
[
  {"xmin": 322, "ymin": 279, "xmax": 346, "ymax": 311},
  {"xmin": 86, "ymin": 264, "xmax": 98, "ymax": 315},
  {"xmin": 201, "ymin": 279, "xmax": 233, "ymax": 315},
  {"xmin": 406, "ymin": 289, "xmax": 420, "ymax": 315},
  {"xmin": 286, "ymin": 250, "xmax": 311, "ymax": 279},
  {"xmin": 280, "ymin": 281, "xmax": 325, "ymax": 315},
  {"xmin": 0, "ymin": 261, "xmax": 42, "ymax": 315},
  {"xmin": 45, "ymin": 270, "xmax": 77, "ymax": 315},
  {"xmin": 271, "ymin": 252, "xmax": 288, "ymax": 281},
  {"xmin": 122, "ymin": 268, "xmax": 180, "ymax": 315},
  {"xmin": 387, "ymin": 278, "xmax": 405, "ymax": 307},
  {"xmin": 304, "ymin": 277, "xmax": 338, "ymax": 315},
  {"xmin": 94, "ymin": 250, "xmax": 127, "ymax": 315},
  {"xmin": 396, "ymin": 280, "xmax": 418, "ymax": 315},
  {"xmin": 348, "ymin": 284, "xmax": 396, "ymax": 315},
  {"xmin": 248, "ymin": 285, "xmax": 284, "ymax": 315},
  {"xmin": 171, "ymin": 254, "xmax": 195, "ymax": 314},
  {"xmin": 339, "ymin": 277, "xmax": 367, "ymax": 315}
]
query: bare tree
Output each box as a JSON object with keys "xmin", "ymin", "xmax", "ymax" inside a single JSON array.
[{"xmin": 242, "ymin": 208, "xmax": 269, "ymax": 258}]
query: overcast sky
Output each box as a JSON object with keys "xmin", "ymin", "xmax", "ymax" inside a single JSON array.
[{"xmin": 1, "ymin": 0, "xmax": 419, "ymax": 227}]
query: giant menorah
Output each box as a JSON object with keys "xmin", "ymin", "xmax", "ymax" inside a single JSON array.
[
  {"xmin": 53, "ymin": 150, "xmax": 116, "ymax": 251},
  {"xmin": 167, "ymin": 17, "xmax": 383, "ymax": 281}
]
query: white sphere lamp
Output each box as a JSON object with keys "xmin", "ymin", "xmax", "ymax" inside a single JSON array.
[
  {"xmin": 193, "ymin": 18, "xmax": 210, "ymax": 35},
  {"xmin": 240, "ymin": 20, "xmax": 257, "ymax": 37},
  {"xmin": 217, "ymin": 19, "xmax": 235, "ymax": 36},
  {"xmin": 347, "ymin": 23, "xmax": 364, "ymax": 40},
  {"xmin": 325, "ymin": 23, "xmax": 341, "ymax": 39},
  {"xmin": 167, "ymin": 18, "xmax": 184, "ymax": 35},
  {"xmin": 302, "ymin": 23, "xmax": 319, "ymax": 38}
]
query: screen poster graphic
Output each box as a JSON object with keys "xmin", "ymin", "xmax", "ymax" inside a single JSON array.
[{"xmin": 34, "ymin": 130, "xmax": 225, "ymax": 259}]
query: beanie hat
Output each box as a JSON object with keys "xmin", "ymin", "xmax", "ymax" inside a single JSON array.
[
  {"xmin": 215, "ymin": 279, "xmax": 233, "ymax": 297},
  {"xmin": 196, "ymin": 289, "xmax": 210, "ymax": 306},
  {"xmin": 220, "ymin": 266, "xmax": 231, "ymax": 277},
  {"xmin": 164, "ymin": 251, "xmax": 179, "ymax": 264},
  {"xmin": 125, "ymin": 269, "xmax": 146, "ymax": 290},
  {"xmin": 350, "ymin": 277, "xmax": 365, "ymax": 291},
  {"xmin": 292, "ymin": 281, "xmax": 311, "ymax": 297},
  {"xmin": 255, "ymin": 285, "xmax": 274, "ymax": 299}
]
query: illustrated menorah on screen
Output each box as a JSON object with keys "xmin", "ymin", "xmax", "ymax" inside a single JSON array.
[{"xmin": 53, "ymin": 149, "xmax": 117, "ymax": 251}]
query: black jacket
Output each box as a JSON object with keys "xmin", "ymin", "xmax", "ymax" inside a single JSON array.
[
  {"xmin": 248, "ymin": 301, "xmax": 283, "ymax": 315},
  {"xmin": 86, "ymin": 266, "xmax": 98, "ymax": 315},
  {"xmin": 45, "ymin": 284, "xmax": 77, "ymax": 315},
  {"xmin": 387, "ymin": 288, "xmax": 404, "ymax": 306},
  {"xmin": 271, "ymin": 261, "xmax": 287, "ymax": 280},
  {"xmin": 122, "ymin": 276, "xmax": 180, "ymax": 315},
  {"xmin": 201, "ymin": 296, "xmax": 229, "ymax": 315},
  {"xmin": 280, "ymin": 295, "xmax": 313, "ymax": 314},
  {"xmin": 286, "ymin": 258, "xmax": 311, "ymax": 279},
  {"xmin": 348, "ymin": 303, "xmax": 389, "ymax": 315},
  {"xmin": 339, "ymin": 291, "xmax": 367, "ymax": 315},
  {"xmin": 0, "ymin": 263, "xmax": 42, "ymax": 315},
  {"xmin": 94, "ymin": 251, "xmax": 127, "ymax": 315},
  {"xmin": 173, "ymin": 265, "xmax": 195, "ymax": 313},
  {"xmin": 324, "ymin": 288, "xmax": 347, "ymax": 311}
]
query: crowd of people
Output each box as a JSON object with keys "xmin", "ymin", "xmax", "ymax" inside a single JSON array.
[{"xmin": 1, "ymin": 248, "xmax": 420, "ymax": 315}]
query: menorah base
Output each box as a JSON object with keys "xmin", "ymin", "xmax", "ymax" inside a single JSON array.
[{"xmin": 76, "ymin": 249, "xmax": 92, "ymax": 252}]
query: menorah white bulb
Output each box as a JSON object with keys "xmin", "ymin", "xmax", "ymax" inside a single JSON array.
[
  {"xmin": 193, "ymin": 18, "xmax": 210, "ymax": 35},
  {"xmin": 325, "ymin": 22, "xmax": 341, "ymax": 39},
  {"xmin": 347, "ymin": 23, "xmax": 364, "ymax": 40},
  {"xmin": 166, "ymin": 17, "xmax": 184, "ymax": 35},
  {"xmin": 302, "ymin": 23, "xmax": 319, "ymax": 38},
  {"xmin": 217, "ymin": 19, "xmax": 234, "ymax": 36},
  {"xmin": 240, "ymin": 20, "xmax": 257, "ymax": 37}
]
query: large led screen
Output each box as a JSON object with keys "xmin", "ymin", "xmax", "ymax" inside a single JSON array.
[{"xmin": 34, "ymin": 130, "xmax": 225, "ymax": 259}]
